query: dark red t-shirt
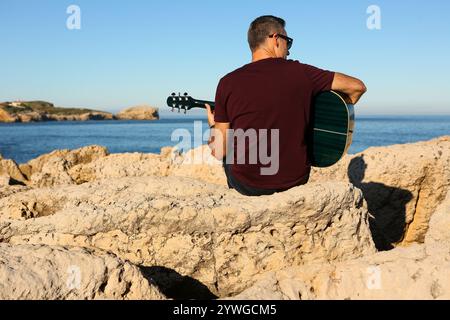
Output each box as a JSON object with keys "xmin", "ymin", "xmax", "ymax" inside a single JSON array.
[{"xmin": 214, "ymin": 57, "xmax": 335, "ymax": 189}]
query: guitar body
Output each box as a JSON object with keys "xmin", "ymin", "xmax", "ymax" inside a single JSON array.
[
  {"xmin": 167, "ymin": 91, "xmax": 354, "ymax": 168},
  {"xmin": 310, "ymin": 91, "xmax": 354, "ymax": 167}
]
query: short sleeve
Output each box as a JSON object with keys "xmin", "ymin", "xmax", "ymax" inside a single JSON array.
[
  {"xmin": 214, "ymin": 78, "xmax": 230, "ymax": 123},
  {"xmin": 302, "ymin": 63, "xmax": 335, "ymax": 96}
]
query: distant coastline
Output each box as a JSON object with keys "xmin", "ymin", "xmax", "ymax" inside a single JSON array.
[{"xmin": 0, "ymin": 101, "xmax": 159, "ymax": 123}]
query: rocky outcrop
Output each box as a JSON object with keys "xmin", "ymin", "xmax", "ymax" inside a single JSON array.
[
  {"xmin": 28, "ymin": 145, "xmax": 224, "ymax": 186},
  {"xmin": 0, "ymin": 108, "xmax": 16, "ymax": 122},
  {"xmin": 0, "ymin": 101, "xmax": 114, "ymax": 123},
  {"xmin": 0, "ymin": 243, "xmax": 165, "ymax": 300},
  {"xmin": 20, "ymin": 145, "xmax": 109, "ymax": 187},
  {"xmin": 115, "ymin": 106, "xmax": 159, "ymax": 120},
  {"xmin": 0, "ymin": 136, "xmax": 449, "ymax": 300},
  {"xmin": 17, "ymin": 111, "xmax": 115, "ymax": 122},
  {"xmin": 168, "ymin": 145, "xmax": 227, "ymax": 185},
  {"xmin": 0, "ymin": 186, "xmax": 30, "ymax": 201},
  {"xmin": 310, "ymin": 136, "xmax": 450, "ymax": 249},
  {"xmin": 0, "ymin": 176, "xmax": 375, "ymax": 297},
  {"xmin": 68, "ymin": 145, "xmax": 226, "ymax": 185},
  {"xmin": 48, "ymin": 112, "xmax": 115, "ymax": 122},
  {"xmin": 230, "ymin": 189, "xmax": 450, "ymax": 300},
  {"xmin": 0, "ymin": 153, "xmax": 30, "ymax": 195},
  {"xmin": 68, "ymin": 152, "xmax": 170, "ymax": 184},
  {"xmin": 0, "ymin": 101, "xmax": 163, "ymax": 123},
  {"xmin": 0, "ymin": 157, "xmax": 27, "ymax": 185}
]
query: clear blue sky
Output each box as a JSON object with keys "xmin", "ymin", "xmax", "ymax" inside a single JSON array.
[{"xmin": 1, "ymin": 0, "xmax": 449, "ymax": 115}]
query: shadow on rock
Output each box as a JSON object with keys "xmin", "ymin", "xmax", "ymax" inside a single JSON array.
[
  {"xmin": 348, "ymin": 156, "xmax": 413, "ymax": 251},
  {"xmin": 140, "ymin": 266, "xmax": 218, "ymax": 300}
]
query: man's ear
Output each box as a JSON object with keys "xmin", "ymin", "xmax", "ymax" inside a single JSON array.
[{"xmin": 272, "ymin": 34, "xmax": 279, "ymax": 48}]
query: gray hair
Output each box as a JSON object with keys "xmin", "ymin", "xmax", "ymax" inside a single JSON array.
[{"xmin": 247, "ymin": 15, "xmax": 286, "ymax": 51}]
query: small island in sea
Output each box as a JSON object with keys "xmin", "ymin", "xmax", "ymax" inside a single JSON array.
[{"xmin": 0, "ymin": 100, "xmax": 159, "ymax": 122}]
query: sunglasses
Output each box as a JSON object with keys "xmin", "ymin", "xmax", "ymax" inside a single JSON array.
[{"xmin": 268, "ymin": 33, "xmax": 293, "ymax": 50}]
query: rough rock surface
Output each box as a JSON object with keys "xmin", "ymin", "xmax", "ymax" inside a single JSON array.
[
  {"xmin": 0, "ymin": 175, "xmax": 10, "ymax": 186},
  {"xmin": 0, "ymin": 176, "xmax": 375, "ymax": 297},
  {"xmin": 230, "ymin": 189, "xmax": 450, "ymax": 300},
  {"xmin": 58, "ymin": 145, "xmax": 224, "ymax": 186},
  {"xmin": 0, "ymin": 243, "xmax": 165, "ymax": 300},
  {"xmin": 0, "ymin": 108, "xmax": 16, "ymax": 122},
  {"xmin": 0, "ymin": 185, "xmax": 30, "ymax": 200},
  {"xmin": 0, "ymin": 136, "xmax": 449, "ymax": 300},
  {"xmin": 115, "ymin": 106, "xmax": 159, "ymax": 120},
  {"xmin": 68, "ymin": 152, "xmax": 170, "ymax": 184},
  {"xmin": 22, "ymin": 145, "xmax": 109, "ymax": 187},
  {"xmin": 0, "ymin": 157, "xmax": 27, "ymax": 185},
  {"xmin": 164, "ymin": 138, "xmax": 450, "ymax": 250},
  {"xmin": 310, "ymin": 136, "xmax": 450, "ymax": 249},
  {"xmin": 168, "ymin": 145, "xmax": 227, "ymax": 185}
]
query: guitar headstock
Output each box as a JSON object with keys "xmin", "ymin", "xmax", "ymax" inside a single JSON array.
[{"xmin": 166, "ymin": 92, "xmax": 194, "ymax": 114}]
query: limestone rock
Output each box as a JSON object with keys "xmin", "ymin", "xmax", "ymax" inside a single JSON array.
[
  {"xmin": 423, "ymin": 188, "xmax": 450, "ymax": 246},
  {"xmin": 67, "ymin": 145, "xmax": 225, "ymax": 186},
  {"xmin": 68, "ymin": 152, "xmax": 170, "ymax": 184},
  {"xmin": 0, "ymin": 176, "xmax": 375, "ymax": 297},
  {"xmin": 229, "ymin": 243, "xmax": 450, "ymax": 300},
  {"xmin": 25, "ymin": 145, "xmax": 109, "ymax": 187},
  {"xmin": 0, "ymin": 157, "xmax": 27, "ymax": 185},
  {"xmin": 26, "ymin": 145, "xmax": 109, "ymax": 175},
  {"xmin": 230, "ymin": 190, "xmax": 450, "ymax": 300},
  {"xmin": 0, "ymin": 185, "xmax": 30, "ymax": 200},
  {"xmin": 0, "ymin": 108, "xmax": 18, "ymax": 122},
  {"xmin": 167, "ymin": 138, "xmax": 450, "ymax": 221},
  {"xmin": 116, "ymin": 106, "xmax": 159, "ymax": 120},
  {"xmin": 1, "ymin": 136, "xmax": 448, "ymax": 300},
  {"xmin": 0, "ymin": 243, "xmax": 165, "ymax": 300},
  {"xmin": 310, "ymin": 136, "xmax": 450, "ymax": 249},
  {"xmin": 168, "ymin": 145, "xmax": 227, "ymax": 186},
  {"xmin": 4, "ymin": 143, "xmax": 231, "ymax": 189},
  {"xmin": 0, "ymin": 175, "xmax": 8, "ymax": 186}
]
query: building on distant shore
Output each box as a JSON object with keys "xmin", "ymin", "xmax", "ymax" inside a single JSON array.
[{"xmin": 9, "ymin": 100, "xmax": 23, "ymax": 107}]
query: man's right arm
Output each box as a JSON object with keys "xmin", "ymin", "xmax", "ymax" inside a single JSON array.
[{"xmin": 331, "ymin": 72, "xmax": 367, "ymax": 104}]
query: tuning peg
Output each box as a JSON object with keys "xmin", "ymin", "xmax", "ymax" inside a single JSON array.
[
  {"xmin": 183, "ymin": 92, "xmax": 188, "ymax": 96},
  {"xmin": 171, "ymin": 92, "xmax": 176, "ymax": 96},
  {"xmin": 184, "ymin": 109, "xmax": 187, "ymax": 114}
]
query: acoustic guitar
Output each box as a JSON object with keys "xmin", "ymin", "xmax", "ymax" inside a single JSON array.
[{"xmin": 166, "ymin": 91, "xmax": 354, "ymax": 167}]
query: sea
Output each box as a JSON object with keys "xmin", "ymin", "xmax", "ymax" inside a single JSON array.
[{"xmin": 0, "ymin": 114, "xmax": 449, "ymax": 164}]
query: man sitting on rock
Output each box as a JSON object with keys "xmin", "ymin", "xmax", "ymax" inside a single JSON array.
[{"xmin": 206, "ymin": 15, "xmax": 366, "ymax": 196}]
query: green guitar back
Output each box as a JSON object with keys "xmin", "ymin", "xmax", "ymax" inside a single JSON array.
[{"xmin": 309, "ymin": 91, "xmax": 354, "ymax": 167}]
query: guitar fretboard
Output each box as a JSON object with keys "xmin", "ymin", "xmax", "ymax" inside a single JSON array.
[{"xmin": 191, "ymin": 99, "xmax": 215, "ymax": 110}]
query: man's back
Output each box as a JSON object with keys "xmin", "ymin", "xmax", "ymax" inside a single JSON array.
[{"xmin": 214, "ymin": 57, "xmax": 335, "ymax": 189}]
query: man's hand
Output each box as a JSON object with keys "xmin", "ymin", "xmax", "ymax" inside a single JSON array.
[
  {"xmin": 205, "ymin": 103, "xmax": 230, "ymax": 160},
  {"xmin": 205, "ymin": 104, "xmax": 215, "ymax": 128},
  {"xmin": 205, "ymin": 103, "xmax": 216, "ymax": 154}
]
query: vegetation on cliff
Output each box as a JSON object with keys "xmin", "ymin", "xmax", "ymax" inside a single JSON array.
[
  {"xmin": 0, "ymin": 101, "xmax": 160, "ymax": 122},
  {"xmin": 0, "ymin": 101, "xmax": 106, "ymax": 115}
]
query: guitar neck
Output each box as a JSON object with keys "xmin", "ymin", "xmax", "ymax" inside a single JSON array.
[{"xmin": 191, "ymin": 99, "xmax": 215, "ymax": 110}]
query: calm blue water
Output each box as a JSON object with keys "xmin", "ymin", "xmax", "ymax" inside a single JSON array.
[{"xmin": 0, "ymin": 115, "xmax": 449, "ymax": 164}]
